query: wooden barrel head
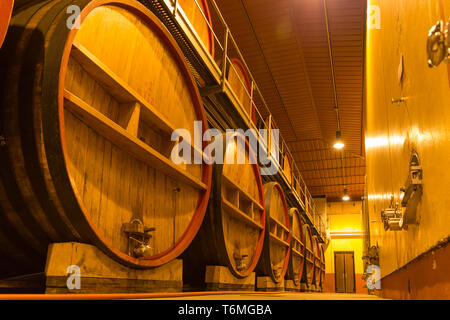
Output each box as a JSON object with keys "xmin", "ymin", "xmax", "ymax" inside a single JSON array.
[
  {"xmin": 227, "ymin": 59, "xmax": 256, "ymax": 124},
  {"xmin": 177, "ymin": 0, "xmax": 214, "ymax": 55},
  {"xmin": 312, "ymin": 235, "xmax": 321, "ymax": 285},
  {"xmin": 0, "ymin": 0, "xmax": 211, "ymax": 274},
  {"xmin": 282, "ymin": 152, "xmax": 293, "ymax": 186},
  {"xmin": 287, "ymin": 207, "xmax": 305, "ymax": 286},
  {"xmin": 61, "ymin": 0, "xmax": 211, "ymax": 267},
  {"xmin": 257, "ymin": 182, "xmax": 290, "ymax": 283},
  {"xmin": 218, "ymin": 133, "xmax": 265, "ymax": 277},
  {"xmin": 0, "ymin": 0, "xmax": 14, "ymax": 48},
  {"xmin": 302, "ymin": 223, "xmax": 314, "ymax": 286},
  {"xmin": 319, "ymin": 243, "xmax": 325, "ymax": 287}
]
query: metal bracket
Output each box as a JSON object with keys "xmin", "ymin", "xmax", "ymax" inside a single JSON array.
[
  {"xmin": 427, "ymin": 20, "xmax": 450, "ymax": 67},
  {"xmin": 401, "ymin": 150, "xmax": 423, "ymax": 225},
  {"xmin": 381, "ymin": 151, "xmax": 423, "ymax": 231},
  {"xmin": 199, "ymin": 85, "xmax": 222, "ymax": 97}
]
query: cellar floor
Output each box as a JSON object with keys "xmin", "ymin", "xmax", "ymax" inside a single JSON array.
[{"xmin": 150, "ymin": 292, "xmax": 385, "ymax": 300}]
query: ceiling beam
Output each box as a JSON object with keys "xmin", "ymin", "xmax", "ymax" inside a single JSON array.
[
  {"xmin": 288, "ymin": 0, "xmax": 324, "ymax": 140},
  {"xmin": 239, "ymin": 0, "xmax": 298, "ymax": 139}
]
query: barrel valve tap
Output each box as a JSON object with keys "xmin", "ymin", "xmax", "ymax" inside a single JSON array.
[
  {"xmin": 122, "ymin": 219, "xmax": 155, "ymax": 258},
  {"xmin": 273, "ymin": 267, "xmax": 282, "ymax": 279}
]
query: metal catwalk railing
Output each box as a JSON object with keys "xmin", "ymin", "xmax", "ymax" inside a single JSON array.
[{"xmin": 143, "ymin": 0, "xmax": 328, "ymax": 241}]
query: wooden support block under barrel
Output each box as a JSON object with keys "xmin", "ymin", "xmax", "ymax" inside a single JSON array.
[
  {"xmin": 205, "ymin": 266, "xmax": 255, "ymax": 291},
  {"xmin": 45, "ymin": 243, "xmax": 182, "ymax": 294},
  {"xmin": 256, "ymin": 276, "xmax": 285, "ymax": 292}
]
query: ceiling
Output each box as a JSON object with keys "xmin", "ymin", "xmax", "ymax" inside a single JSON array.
[{"xmin": 215, "ymin": 0, "xmax": 367, "ymax": 201}]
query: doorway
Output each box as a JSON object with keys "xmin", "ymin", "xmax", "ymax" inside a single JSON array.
[{"xmin": 334, "ymin": 251, "xmax": 356, "ymax": 293}]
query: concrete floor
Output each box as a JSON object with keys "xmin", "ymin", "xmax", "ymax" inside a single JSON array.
[{"xmin": 152, "ymin": 292, "xmax": 385, "ymax": 300}]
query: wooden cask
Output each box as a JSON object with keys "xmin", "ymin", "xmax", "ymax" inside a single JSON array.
[
  {"xmin": 302, "ymin": 224, "xmax": 314, "ymax": 286},
  {"xmin": 319, "ymin": 243, "xmax": 325, "ymax": 289},
  {"xmin": 227, "ymin": 59, "xmax": 256, "ymax": 124},
  {"xmin": 176, "ymin": 0, "xmax": 214, "ymax": 56},
  {"xmin": 312, "ymin": 235, "xmax": 322, "ymax": 287},
  {"xmin": 184, "ymin": 133, "xmax": 265, "ymax": 282},
  {"xmin": 0, "ymin": 0, "xmax": 14, "ymax": 48},
  {"xmin": 256, "ymin": 182, "xmax": 291, "ymax": 283},
  {"xmin": 286, "ymin": 207, "xmax": 305, "ymax": 286},
  {"xmin": 282, "ymin": 152, "xmax": 293, "ymax": 186},
  {"xmin": 0, "ymin": 0, "xmax": 211, "ymax": 276}
]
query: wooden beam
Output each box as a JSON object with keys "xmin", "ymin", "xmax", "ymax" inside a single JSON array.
[
  {"xmin": 70, "ymin": 41, "xmax": 176, "ymax": 135},
  {"xmin": 269, "ymin": 233, "xmax": 290, "ymax": 248},
  {"xmin": 269, "ymin": 216, "xmax": 289, "ymax": 233},
  {"xmin": 64, "ymin": 90, "xmax": 207, "ymax": 191},
  {"xmin": 222, "ymin": 198, "xmax": 263, "ymax": 230},
  {"xmin": 222, "ymin": 175, "xmax": 264, "ymax": 211}
]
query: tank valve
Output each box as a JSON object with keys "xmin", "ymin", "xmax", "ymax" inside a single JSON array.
[
  {"xmin": 381, "ymin": 204, "xmax": 405, "ymax": 231},
  {"xmin": 427, "ymin": 20, "xmax": 450, "ymax": 67}
]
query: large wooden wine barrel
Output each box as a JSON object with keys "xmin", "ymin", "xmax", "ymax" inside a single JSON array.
[
  {"xmin": 282, "ymin": 152, "xmax": 293, "ymax": 186},
  {"xmin": 0, "ymin": 0, "xmax": 211, "ymax": 276},
  {"xmin": 286, "ymin": 207, "xmax": 305, "ymax": 286},
  {"xmin": 0, "ymin": 0, "xmax": 14, "ymax": 48},
  {"xmin": 319, "ymin": 243, "xmax": 326, "ymax": 290},
  {"xmin": 227, "ymin": 59, "xmax": 256, "ymax": 124},
  {"xmin": 256, "ymin": 182, "xmax": 290, "ymax": 283},
  {"xmin": 302, "ymin": 224, "xmax": 314, "ymax": 287},
  {"xmin": 176, "ymin": 0, "xmax": 214, "ymax": 55},
  {"xmin": 183, "ymin": 133, "xmax": 265, "ymax": 282},
  {"xmin": 313, "ymin": 235, "xmax": 322, "ymax": 288}
]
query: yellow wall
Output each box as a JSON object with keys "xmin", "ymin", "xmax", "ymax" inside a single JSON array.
[
  {"xmin": 325, "ymin": 201, "xmax": 364, "ymax": 275},
  {"xmin": 366, "ymin": 0, "xmax": 450, "ymax": 277}
]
